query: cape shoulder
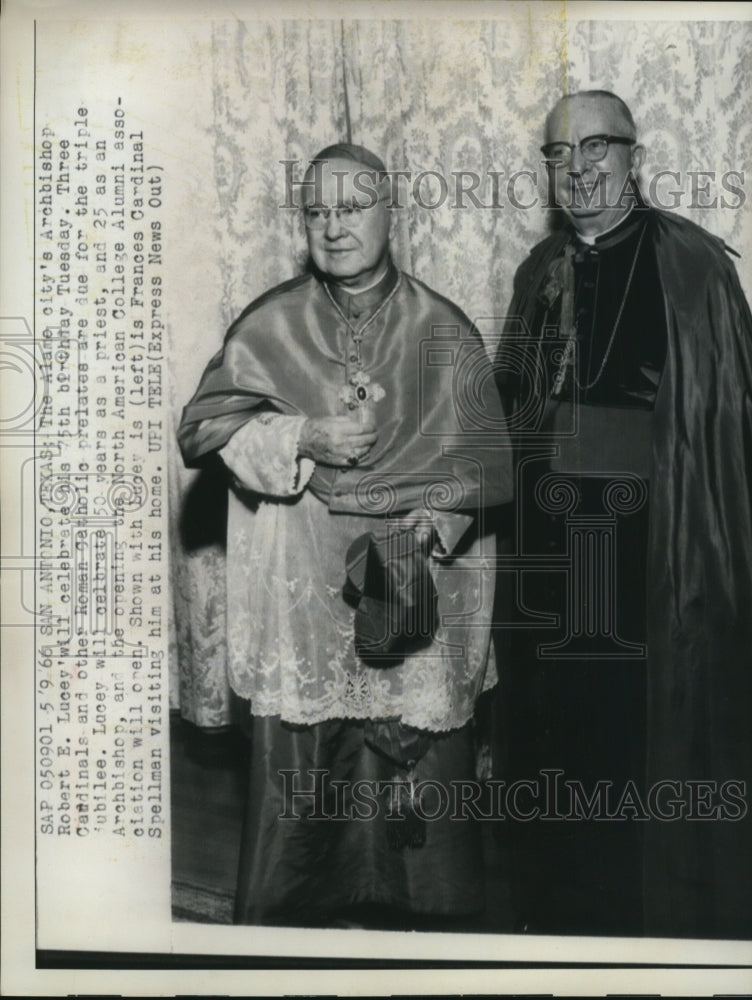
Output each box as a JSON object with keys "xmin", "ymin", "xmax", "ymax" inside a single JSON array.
[
  {"xmin": 512, "ymin": 229, "xmax": 569, "ymax": 289},
  {"xmin": 223, "ymin": 270, "xmax": 479, "ymax": 342},
  {"xmin": 650, "ymin": 207, "xmax": 741, "ymax": 270},
  {"xmin": 224, "ymin": 272, "xmax": 315, "ymax": 343},
  {"xmin": 400, "ymin": 271, "xmax": 478, "ymax": 331}
]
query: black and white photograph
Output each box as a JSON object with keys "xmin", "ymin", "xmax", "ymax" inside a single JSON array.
[{"xmin": 1, "ymin": 0, "xmax": 751, "ymax": 995}]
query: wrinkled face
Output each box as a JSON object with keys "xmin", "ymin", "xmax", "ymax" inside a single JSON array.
[
  {"xmin": 302, "ymin": 158, "xmax": 392, "ymax": 289},
  {"xmin": 545, "ymin": 95, "xmax": 644, "ymax": 235}
]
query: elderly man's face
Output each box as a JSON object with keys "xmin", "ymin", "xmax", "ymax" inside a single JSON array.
[
  {"xmin": 302, "ymin": 158, "xmax": 391, "ymax": 289},
  {"xmin": 545, "ymin": 95, "xmax": 645, "ymax": 236}
]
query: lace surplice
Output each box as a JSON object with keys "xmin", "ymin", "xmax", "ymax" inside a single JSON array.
[{"xmin": 219, "ymin": 413, "xmax": 497, "ymax": 731}]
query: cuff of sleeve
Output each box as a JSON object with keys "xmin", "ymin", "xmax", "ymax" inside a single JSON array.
[
  {"xmin": 290, "ymin": 419, "xmax": 315, "ymax": 493},
  {"xmin": 219, "ymin": 413, "xmax": 314, "ymax": 496}
]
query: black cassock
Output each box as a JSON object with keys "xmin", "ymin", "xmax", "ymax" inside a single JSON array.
[{"xmin": 497, "ymin": 207, "xmax": 752, "ymax": 939}]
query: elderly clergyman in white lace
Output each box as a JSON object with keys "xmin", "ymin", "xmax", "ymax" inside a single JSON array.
[{"xmin": 178, "ymin": 142, "xmax": 512, "ymax": 929}]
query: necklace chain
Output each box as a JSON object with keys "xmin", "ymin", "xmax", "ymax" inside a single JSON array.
[
  {"xmin": 553, "ymin": 222, "xmax": 647, "ymax": 395},
  {"xmin": 324, "ymin": 272, "xmax": 402, "ymax": 365}
]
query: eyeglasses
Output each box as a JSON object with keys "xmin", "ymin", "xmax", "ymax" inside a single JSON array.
[
  {"xmin": 541, "ymin": 134, "xmax": 635, "ymax": 166},
  {"xmin": 302, "ymin": 195, "xmax": 388, "ymax": 230}
]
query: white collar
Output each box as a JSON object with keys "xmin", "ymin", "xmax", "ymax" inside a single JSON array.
[
  {"xmin": 575, "ymin": 205, "xmax": 635, "ymax": 246},
  {"xmin": 336, "ymin": 266, "xmax": 390, "ymax": 296}
]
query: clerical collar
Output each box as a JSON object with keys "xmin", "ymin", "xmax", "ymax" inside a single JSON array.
[
  {"xmin": 323, "ymin": 259, "xmax": 400, "ymax": 315},
  {"xmin": 338, "ymin": 266, "xmax": 389, "ymax": 295},
  {"xmin": 575, "ymin": 205, "xmax": 635, "ymax": 246}
]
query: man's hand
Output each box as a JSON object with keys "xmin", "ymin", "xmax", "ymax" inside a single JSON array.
[{"xmin": 299, "ymin": 416, "xmax": 378, "ymax": 468}]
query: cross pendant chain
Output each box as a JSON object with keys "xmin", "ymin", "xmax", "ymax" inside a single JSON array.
[
  {"xmin": 340, "ymin": 334, "xmax": 386, "ymax": 412},
  {"xmin": 325, "ymin": 278, "xmax": 401, "ymax": 416}
]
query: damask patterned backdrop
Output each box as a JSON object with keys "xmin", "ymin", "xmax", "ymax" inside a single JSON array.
[{"xmin": 167, "ymin": 15, "xmax": 752, "ymax": 726}]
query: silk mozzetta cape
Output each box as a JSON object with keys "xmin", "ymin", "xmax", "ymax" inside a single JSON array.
[
  {"xmin": 502, "ymin": 208, "xmax": 752, "ymax": 938},
  {"xmin": 179, "ymin": 269, "xmax": 512, "ymax": 516}
]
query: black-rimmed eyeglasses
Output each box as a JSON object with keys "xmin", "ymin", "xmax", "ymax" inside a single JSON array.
[{"xmin": 541, "ymin": 134, "xmax": 635, "ymax": 166}]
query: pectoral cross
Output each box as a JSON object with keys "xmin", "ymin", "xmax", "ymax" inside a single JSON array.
[{"xmin": 339, "ymin": 370, "xmax": 385, "ymax": 417}]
